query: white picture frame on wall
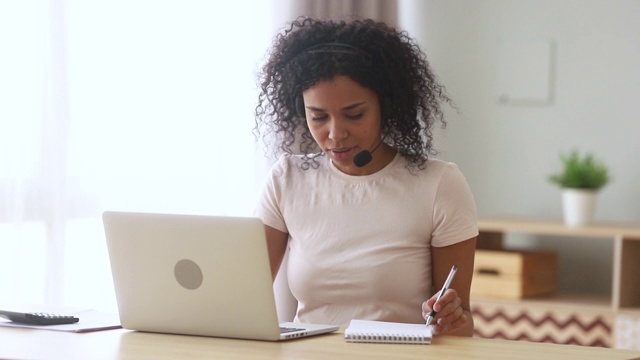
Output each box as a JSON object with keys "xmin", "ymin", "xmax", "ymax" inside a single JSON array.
[{"xmin": 496, "ymin": 39, "xmax": 556, "ymax": 106}]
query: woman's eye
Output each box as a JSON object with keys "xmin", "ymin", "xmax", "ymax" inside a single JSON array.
[
  {"xmin": 346, "ymin": 113, "xmax": 363, "ymax": 120},
  {"xmin": 311, "ymin": 115, "xmax": 328, "ymax": 121}
]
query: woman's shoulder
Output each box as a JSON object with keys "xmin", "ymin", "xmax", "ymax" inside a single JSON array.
[
  {"xmin": 414, "ymin": 158, "xmax": 464, "ymax": 176},
  {"xmin": 425, "ymin": 157, "xmax": 457, "ymax": 167},
  {"xmin": 398, "ymin": 158, "xmax": 470, "ymax": 190},
  {"xmin": 269, "ymin": 153, "xmax": 327, "ymax": 175}
]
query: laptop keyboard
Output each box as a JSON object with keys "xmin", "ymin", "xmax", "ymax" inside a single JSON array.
[{"xmin": 280, "ymin": 326, "xmax": 305, "ymax": 334}]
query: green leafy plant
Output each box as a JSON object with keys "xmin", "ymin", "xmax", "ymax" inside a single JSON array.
[{"xmin": 548, "ymin": 150, "xmax": 610, "ymax": 190}]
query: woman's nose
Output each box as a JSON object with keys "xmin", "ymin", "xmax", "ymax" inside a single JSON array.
[{"xmin": 328, "ymin": 119, "xmax": 348, "ymax": 141}]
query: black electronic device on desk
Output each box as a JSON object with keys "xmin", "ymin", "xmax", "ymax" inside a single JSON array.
[{"xmin": 0, "ymin": 310, "xmax": 79, "ymax": 325}]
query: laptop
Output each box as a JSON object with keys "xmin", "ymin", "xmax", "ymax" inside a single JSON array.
[{"xmin": 102, "ymin": 211, "xmax": 339, "ymax": 341}]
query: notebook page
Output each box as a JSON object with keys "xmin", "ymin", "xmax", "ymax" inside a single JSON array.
[{"xmin": 344, "ymin": 319, "xmax": 433, "ymax": 344}]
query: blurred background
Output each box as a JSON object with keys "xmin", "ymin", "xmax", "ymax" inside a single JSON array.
[{"xmin": 1, "ymin": 0, "xmax": 638, "ymax": 312}]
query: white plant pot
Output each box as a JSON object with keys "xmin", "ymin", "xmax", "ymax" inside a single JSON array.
[{"xmin": 561, "ymin": 189, "xmax": 599, "ymax": 227}]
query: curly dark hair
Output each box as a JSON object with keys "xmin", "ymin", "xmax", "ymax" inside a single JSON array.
[{"xmin": 254, "ymin": 17, "xmax": 452, "ymax": 169}]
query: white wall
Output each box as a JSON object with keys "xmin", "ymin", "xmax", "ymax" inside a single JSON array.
[{"xmin": 400, "ymin": 0, "xmax": 640, "ymax": 294}]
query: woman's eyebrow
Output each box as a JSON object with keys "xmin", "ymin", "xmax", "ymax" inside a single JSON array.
[
  {"xmin": 341, "ymin": 101, "xmax": 366, "ymax": 111},
  {"xmin": 305, "ymin": 101, "xmax": 366, "ymax": 112}
]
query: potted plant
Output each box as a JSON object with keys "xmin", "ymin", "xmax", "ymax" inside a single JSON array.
[{"xmin": 548, "ymin": 150, "xmax": 610, "ymax": 226}]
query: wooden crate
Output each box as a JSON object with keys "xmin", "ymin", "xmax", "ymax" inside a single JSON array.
[{"xmin": 471, "ymin": 250, "xmax": 558, "ymax": 299}]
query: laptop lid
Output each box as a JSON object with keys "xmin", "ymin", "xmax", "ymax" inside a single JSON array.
[{"xmin": 102, "ymin": 211, "xmax": 338, "ymax": 341}]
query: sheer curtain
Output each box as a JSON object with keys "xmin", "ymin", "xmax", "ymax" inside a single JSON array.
[{"xmin": 1, "ymin": 0, "xmax": 275, "ymax": 312}]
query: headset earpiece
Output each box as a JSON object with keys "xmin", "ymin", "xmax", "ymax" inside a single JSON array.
[
  {"xmin": 384, "ymin": 97, "xmax": 392, "ymax": 110},
  {"xmin": 295, "ymin": 95, "xmax": 305, "ymax": 117},
  {"xmin": 382, "ymin": 97, "xmax": 392, "ymax": 117}
]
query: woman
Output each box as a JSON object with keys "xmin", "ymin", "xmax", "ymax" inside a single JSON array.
[{"xmin": 254, "ymin": 17, "xmax": 477, "ymax": 336}]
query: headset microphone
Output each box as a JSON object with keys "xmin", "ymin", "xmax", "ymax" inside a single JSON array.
[{"xmin": 352, "ymin": 140, "xmax": 383, "ymax": 168}]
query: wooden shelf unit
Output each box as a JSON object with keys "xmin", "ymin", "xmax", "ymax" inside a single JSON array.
[
  {"xmin": 477, "ymin": 217, "xmax": 640, "ymax": 311},
  {"xmin": 472, "ymin": 218, "xmax": 640, "ymax": 349}
]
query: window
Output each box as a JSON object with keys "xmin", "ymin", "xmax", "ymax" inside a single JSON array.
[{"xmin": 0, "ymin": 0, "xmax": 274, "ymax": 312}]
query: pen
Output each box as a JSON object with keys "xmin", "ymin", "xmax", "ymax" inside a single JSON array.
[{"xmin": 425, "ymin": 264, "xmax": 458, "ymax": 327}]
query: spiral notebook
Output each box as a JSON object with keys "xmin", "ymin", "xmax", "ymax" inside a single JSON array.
[{"xmin": 344, "ymin": 320, "xmax": 433, "ymax": 345}]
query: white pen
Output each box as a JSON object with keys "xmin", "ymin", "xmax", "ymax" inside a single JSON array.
[{"xmin": 425, "ymin": 264, "xmax": 458, "ymax": 327}]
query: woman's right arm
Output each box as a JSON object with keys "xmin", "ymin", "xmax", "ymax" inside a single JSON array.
[{"xmin": 264, "ymin": 225, "xmax": 289, "ymax": 281}]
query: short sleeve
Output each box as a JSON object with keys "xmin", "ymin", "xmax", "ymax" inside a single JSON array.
[
  {"xmin": 431, "ymin": 163, "xmax": 478, "ymax": 247},
  {"xmin": 254, "ymin": 155, "xmax": 288, "ymax": 233}
]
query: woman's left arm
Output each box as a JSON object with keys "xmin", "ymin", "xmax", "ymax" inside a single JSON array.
[{"xmin": 423, "ymin": 236, "xmax": 476, "ymax": 337}]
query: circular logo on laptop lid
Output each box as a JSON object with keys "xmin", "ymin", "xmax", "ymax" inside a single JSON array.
[{"xmin": 174, "ymin": 259, "xmax": 203, "ymax": 290}]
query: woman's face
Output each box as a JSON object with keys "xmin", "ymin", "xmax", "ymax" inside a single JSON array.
[{"xmin": 302, "ymin": 75, "xmax": 386, "ymax": 175}]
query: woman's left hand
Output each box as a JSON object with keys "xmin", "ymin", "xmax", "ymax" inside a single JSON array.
[{"xmin": 421, "ymin": 288, "xmax": 469, "ymax": 335}]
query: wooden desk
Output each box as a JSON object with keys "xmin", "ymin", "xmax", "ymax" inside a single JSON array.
[{"xmin": 1, "ymin": 327, "xmax": 639, "ymax": 360}]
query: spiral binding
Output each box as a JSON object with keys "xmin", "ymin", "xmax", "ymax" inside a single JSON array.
[{"xmin": 345, "ymin": 332, "xmax": 431, "ymax": 344}]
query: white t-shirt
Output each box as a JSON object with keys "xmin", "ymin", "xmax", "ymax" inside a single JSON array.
[{"xmin": 255, "ymin": 153, "xmax": 478, "ymax": 327}]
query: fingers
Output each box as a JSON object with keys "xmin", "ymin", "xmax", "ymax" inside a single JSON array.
[
  {"xmin": 421, "ymin": 289, "xmax": 467, "ymax": 335},
  {"xmin": 422, "ymin": 288, "xmax": 458, "ymax": 315},
  {"xmin": 436, "ymin": 311, "xmax": 467, "ymax": 335}
]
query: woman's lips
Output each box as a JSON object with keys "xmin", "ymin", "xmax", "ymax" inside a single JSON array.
[{"xmin": 329, "ymin": 147, "xmax": 357, "ymax": 160}]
